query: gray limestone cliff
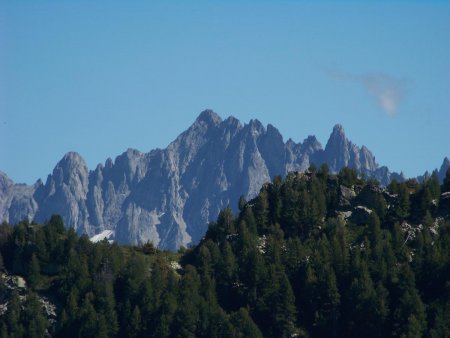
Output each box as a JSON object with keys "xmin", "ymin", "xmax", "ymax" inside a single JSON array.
[{"xmin": 0, "ymin": 110, "xmax": 447, "ymax": 249}]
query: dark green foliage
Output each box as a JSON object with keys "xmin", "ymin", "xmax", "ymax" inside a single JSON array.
[
  {"xmin": 338, "ymin": 167, "xmax": 359, "ymax": 187},
  {"xmin": 230, "ymin": 308, "xmax": 263, "ymax": 338},
  {"xmin": 5, "ymin": 290, "xmax": 24, "ymax": 338},
  {"xmin": 173, "ymin": 265, "xmax": 201, "ymax": 337},
  {"xmin": 1, "ymin": 169, "xmax": 450, "ymax": 337},
  {"xmin": 389, "ymin": 180, "xmax": 411, "ymax": 220},
  {"xmin": 238, "ymin": 195, "xmax": 247, "ymax": 212},
  {"xmin": 22, "ymin": 291, "xmax": 48, "ymax": 338},
  {"xmin": 27, "ymin": 253, "xmax": 41, "ymax": 288},
  {"xmin": 443, "ymin": 167, "xmax": 450, "ymax": 192}
]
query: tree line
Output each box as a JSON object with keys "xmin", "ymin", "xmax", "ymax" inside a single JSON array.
[{"xmin": 0, "ymin": 165, "xmax": 449, "ymax": 337}]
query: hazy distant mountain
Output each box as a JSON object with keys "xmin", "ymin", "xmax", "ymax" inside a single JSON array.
[
  {"xmin": 1, "ymin": 110, "xmax": 448, "ymax": 249},
  {"xmin": 417, "ymin": 157, "xmax": 450, "ymax": 184}
]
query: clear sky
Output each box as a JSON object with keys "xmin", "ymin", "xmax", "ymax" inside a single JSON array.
[{"xmin": 1, "ymin": 1, "xmax": 449, "ymax": 184}]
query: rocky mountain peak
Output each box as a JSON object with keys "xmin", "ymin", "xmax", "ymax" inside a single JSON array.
[
  {"xmin": 51, "ymin": 152, "xmax": 88, "ymax": 185},
  {"xmin": 61, "ymin": 151, "xmax": 84, "ymax": 163},
  {"xmin": 2, "ymin": 110, "xmax": 446, "ymax": 250},
  {"xmin": 29, "ymin": 152, "xmax": 90, "ymax": 233},
  {"xmin": 105, "ymin": 158, "xmax": 113, "ymax": 169},
  {"xmin": 329, "ymin": 123, "xmax": 346, "ymax": 142},
  {"xmin": 115, "ymin": 148, "xmax": 142, "ymax": 165},
  {"xmin": 266, "ymin": 124, "xmax": 283, "ymax": 142},
  {"xmin": 438, "ymin": 157, "xmax": 450, "ymax": 181},
  {"xmin": 359, "ymin": 145, "xmax": 377, "ymax": 172},
  {"xmin": 56, "ymin": 152, "xmax": 87, "ymax": 174},
  {"xmin": 323, "ymin": 124, "xmax": 351, "ymax": 172},
  {"xmin": 223, "ymin": 116, "xmax": 241, "ymax": 128},
  {"xmin": 247, "ymin": 119, "xmax": 265, "ymax": 137},
  {"xmin": 95, "ymin": 163, "xmax": 104, "ymax": 172},
  {"xmin": 0, "ymin": 171, "xmax": 13, "ymax": 189},
  {"xmin": 195, "ymin": 109, "xmax": 222, "ymax": 126},
  {"xmin": 51, "ymin": 152, "xmax": 86, "ymax": 185},
  {"xmin": 302, "ymin": 135, "xmax": 322, "ymax": 151},
  {"xmin": 325, "ymin": 124, "xmax": 348, "ymax": 153}
]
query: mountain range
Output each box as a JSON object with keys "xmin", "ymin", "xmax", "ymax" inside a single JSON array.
[{"xmin": 1, "ymin": 110, "xmax": 449, "ymax": 249}]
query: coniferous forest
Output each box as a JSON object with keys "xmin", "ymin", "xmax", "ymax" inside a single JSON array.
[{"xmin": 0, "ymin": 166, "xmax": 449, "ymax": 338}]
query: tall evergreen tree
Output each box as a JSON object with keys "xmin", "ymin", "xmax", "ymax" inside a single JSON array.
[
  {"xmin": 6, "ymin": 290, "xmax": 24, "ymax": 338},
  {"xmin": 173, "ymin": 265, "xmax": 201, "ymax": 338},
  {"xmin": 22, "ymin": 291, "xmax": 48, "ymax": 338},
  {"xmin": 27, "ymin": 253, "xmax": 41, "ymax": 288},
  {"xmin": 230, "ymin": 308, "xmax": 263, "ymax": 338}
]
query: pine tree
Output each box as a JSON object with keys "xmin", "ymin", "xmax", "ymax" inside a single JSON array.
[
  {"xmin": 94, "ymin": 278, "xmax": 118, "ymax": 337},
  {"xmin": 374, "ymin": 192, "xmax": 387, "ymax": 220},
  {"xmin": 300, "ymin": 263, "xmax": 318, "ymax": 330},
  {"xmin": 173, "ymin": 265, "xmax": 201, "ymax": 338},
  {"xmin": 22, "ymin": 291, "xmax": 47, "ymax": 338},
  {"xmin": 254, "ymin": 189, "xmax": 270, "ymax": 234},
  {"xmin": 78, "ymin": 293, "xmax": 98, "ymax": 338},
  {"xmin": 280, "ymin": 182, "xmax": 301, "ymax": 237},
  {"xmin": 154, "ymin": 292, "xmax": 177, "ymax": 338},
  {"xmin": 428, "ymin": 301, "xmax": 450, "ymax": 338},
  {"xmin": 273, "ymin": 273, "xmax": 297, "ymax": 338},
  {"xmin": 367, "ymin": 213, "xmax": 383, "ymax": 272},
  {"xmin": 347, "ymin": 263, "xmax": 377, "ymax": 337},
  {"xmin": 374, "ymin": 282, "xmax": 389, "ymax": 337},
  {"xmin": 28, "ymin": 253, "xmax": 41, "ymax": 288},
  {"xmin": 430, "ymin": 172, "xmax": 441, "ymax": 197},
  {"xmin": 217, "ymin": 208, "xmax": 236, "ymax": 239},
  {"xmin": 330, "ymin": 219, "xmax": 349, "ymax": 280},
  {"xmin": 230, "ymin": 308, "xmax": 263, "ymax": 338},
  {"xmin": 95, "ymin": 314, "xmax": 109, "ymax": 338},
  {"xmin": 443, "ymin": 167, "xmax": 450, "ymax": 192},
  {"xmin": 217, "ymin": 241, "xmax": 238, "ymax": 311},
  {"xmin": 314, "ymin": 266, "xmax": 340, "ymax": 337},
  {"xmin": 0, "ymin": 323, "xmax": 8, "ymax": 338},
  {"xmin": 6, "ymin": 290, "xmax": 24, "ymax": 338},
  {"xmin": 197, "ymin": 275, "xmax": 220, "ymax": 336},
  {"xmin": 238, "ymin": 195, "xmax": 247, "ymax": 211},
  {"xmin": 319, "ymin": 163, "xmax": 329, "ymax": 181},
  {"xmin": 338, "ymin": 167, "xmax": 358, "ymax": 187},
  {"xmin": 196, "ymin": 244, "xmax": 213, "ymax": 277},
  {"xmin": 34, "ymin": 229, "xmax": 49, "ymax": 266},
  {"xmin": 392, "ymin": 265, "xmax": 427, "ymax": 337},
  {"xmin": 396, "ymin": 183, "xmax": 411, "ymax": 220},
  {"xmin": 154, "ymin": 292, "xmax": 177, "ymax": 337},
  {"xmin": 205, "ymin": 306, "xmax": 234, "ymax": 338},
  {"xmin": 129, "ymin": 305, "xmax": 142, "ymax": 338}
]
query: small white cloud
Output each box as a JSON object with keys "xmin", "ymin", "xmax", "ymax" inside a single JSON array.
[
  {"xmin": 361, "ymin": 73, "xmax": 407, "ymax": 116},
  {"xmin": 326, "ymin": 68, "xmax": 409, "ymax": 116}
]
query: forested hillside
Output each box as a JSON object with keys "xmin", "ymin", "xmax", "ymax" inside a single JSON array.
[{"xmin": 0, "ymin": 165, "xmax": 449, "ymax": 337}]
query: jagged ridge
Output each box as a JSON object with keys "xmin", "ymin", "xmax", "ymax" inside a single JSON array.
[{"xmin": 0, "ymin": 110, "xmax": 448, "ymax": 249}]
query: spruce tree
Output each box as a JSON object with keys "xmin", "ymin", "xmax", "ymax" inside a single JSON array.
[
  {"xmin": 173, "ymin": 265, "xmax": 201, "ymax": 338},
  {"xmin": 28, "ymin": 253, "xmax": 41, "ymax": 289},
  {"xmin": 23, "ymin": 291, "xmax": 47, "ymax": 338},
  {"xmin": 7, "ymin": 290, "xmax": 24, "ymax": 338},
  {"xmin": 443, "ymin": 167, "xmax": 450, "ymax": 192}
]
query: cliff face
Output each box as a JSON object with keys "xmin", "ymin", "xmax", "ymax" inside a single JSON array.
[{"xmin": 1, "ymin": 110, "xmax": 447, "ymax": 249}]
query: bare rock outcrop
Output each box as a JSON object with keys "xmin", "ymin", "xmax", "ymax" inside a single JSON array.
[{"xmin": 1, "ymin": 110, "xmax": 446, "ymax": 249}]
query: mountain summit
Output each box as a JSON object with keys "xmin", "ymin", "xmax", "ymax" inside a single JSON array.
[
  {"xmin": 0, "ymin": 111, "xmax": 448, "ymax": 249},
  {"xmin": 195, "ymin": 109, "xmax": 222, "ymax": 125}
]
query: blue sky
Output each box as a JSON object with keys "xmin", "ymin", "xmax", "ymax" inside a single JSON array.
[{"xmin": 1, "ymin": 1, "xmax": 449, "ymax": 184}]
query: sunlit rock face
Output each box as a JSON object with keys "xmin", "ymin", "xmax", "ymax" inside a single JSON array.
[{"xmin": 3, "ymin": 110, "xmax": 445, "ymax": 250}]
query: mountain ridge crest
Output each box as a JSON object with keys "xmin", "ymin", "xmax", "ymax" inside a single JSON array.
[{"xmin": 1, "ymin": 110, "xmax": 448, "ymax": 249}]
